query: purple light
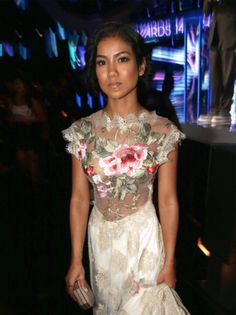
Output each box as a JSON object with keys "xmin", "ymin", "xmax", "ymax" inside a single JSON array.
[
  {"xmin": 76, "ymin": 46, "xmax": 86, "ymax": 69},
  {"xmin": 203, "ymin": 14, "xmax": 211, "ymax": 29},
  {"xmin": 136, "ymin": 19, "xmax": 172, "ymax": 39},
  {"xmin": 136, "ymin": 16, "xmax": 210, "ymax": 42},
  {"xmin": 175, "ymin": 17, "xmax": 184, "ymax": 35},
  {"xmin": 3, "ymin": 42, "xmax": 14, "ymax": 57}
]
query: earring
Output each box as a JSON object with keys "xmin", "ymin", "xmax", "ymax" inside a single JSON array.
[{"xmin": 139, "ymin": 72, "xmax": 144, "ymax": 76}]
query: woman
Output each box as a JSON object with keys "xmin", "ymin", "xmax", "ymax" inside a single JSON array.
[
  {"xmin": 8, "ymin": 77, "xmax": 46, "ymax": 183},
  {"xmin": 63, "ymin": 22, "xmax": 190, "ymax": 314}
]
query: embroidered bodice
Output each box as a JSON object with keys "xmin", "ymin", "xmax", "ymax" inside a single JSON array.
[{"xmin": 63, "ymin": 109, "xmax": 185, "ymax": 221}]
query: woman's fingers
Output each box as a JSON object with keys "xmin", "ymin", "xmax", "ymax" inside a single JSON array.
[
  {"xmin": 78, "ymin": 278, "xmax": 89, "ymax": 292},
  {"xmin": 66, "ymin": 281, "xmax": 77, "ymax": 301},
  {"xmin": 156, "ymin": 274, "xmax": 164, "ymax": 285},
  {"xmin": 156, "ymin": 268, "xmax": 176, "ymax": 288}
]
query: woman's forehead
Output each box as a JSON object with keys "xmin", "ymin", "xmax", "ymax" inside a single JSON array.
[{"xmin": 96, "ymin": 36, "xmax": 134, "ymax": 54}]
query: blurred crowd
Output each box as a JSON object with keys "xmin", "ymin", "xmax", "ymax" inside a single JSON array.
[{"xmin": 0, "ymin": 69, "xmax": 98, "ymax": 186}]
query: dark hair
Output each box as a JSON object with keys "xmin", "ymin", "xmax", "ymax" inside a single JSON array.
[{"xmin": 85, "ymin": 22, "xmax": 151, "ymax": 96}]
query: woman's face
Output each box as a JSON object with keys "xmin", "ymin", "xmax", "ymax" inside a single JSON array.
[
  {"xmin": 13, "ymin": 79, "xmax": 26, "ymax": 95},
  {"xmin": 95, "ymin": 36, "xmax": 145, "ymax": 101}
]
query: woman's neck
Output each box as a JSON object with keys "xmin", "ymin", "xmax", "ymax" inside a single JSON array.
[
  {"xmin": 105, "ymin": 98, "xmax": 144, "ymax": 118},
  {"xmin": 14, "ymin": 95, "xmax": 26, "ymax": 105}
]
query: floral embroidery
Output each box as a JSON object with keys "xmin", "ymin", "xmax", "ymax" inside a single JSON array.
[
  {"xmin": 99, "ymin": 144, "xmax": 148, "ymax": 177},
  {"xmin": 95, "ymin": 270, "xmax": 109, "ymax": 290},
  {"xmin": 134, "ymin": 281, "xmax": 141, "ymax": 294},
  {"xmin": 63, "ymin": 110, "xmax": 185, "ymax": 221},
  {"xmin": 98, "ymin": 228, "xmax": 110, "ymax": 251},
  {"xmin": 77, "ymin": 141, "xmax": 87, "ymax": 159},
  {"xmin": 64, "ymin": 111, "xmax": 189, "ymax": 315},
  {"xmin": 94, "ymin": 303, "xmax": 106, "ymax": 315},
  {"xmin": 110, "ymin": 288, "xmax": 121, "ymax": 311},
  {"xmin": 92, "ymin": 174, "xmax": 113, "ymax": 198},
  {"xmin": 146, "ymin": 164, "xmax": 158, "ymax": 175},
  {"xmin": 84, "ymin": 165, "xmax": 94, "ymax": 176},
  {"xmin": 127, "ymin": 231, "xmax": 139, "ymax": 257},
  {"xmin": 138, "ymin": 249, "xmax": 157, "ymax": 273},
  {"xmin": 112, "ymin": 250, "xmax": 127, "ymax": 271},
  {"xmin": 122, "ymin": 274, "xmax": 134, "ymax": 297}
]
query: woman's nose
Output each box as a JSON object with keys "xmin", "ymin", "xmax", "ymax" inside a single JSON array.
[{"xmin": 107, "ymin": 62, "xmax": 118, "ymax": 77}]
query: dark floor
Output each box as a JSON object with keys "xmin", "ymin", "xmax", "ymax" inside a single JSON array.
[{"xmin": 0, "ymin": 147, "xmax": 227, "ymax": 315}]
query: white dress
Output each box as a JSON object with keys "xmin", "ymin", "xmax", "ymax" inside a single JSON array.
[{"xmin": 63, "ymin": 109, "xmax": 190, "ymax": 315}]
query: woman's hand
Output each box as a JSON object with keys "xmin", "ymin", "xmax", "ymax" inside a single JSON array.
[
  {"xmin": 156, "ymin": 263, "xmax": 176, "ymax": 289},
  {"xmin": 65, "ymin": 262, "xmax": 88, "ymax": 300}
]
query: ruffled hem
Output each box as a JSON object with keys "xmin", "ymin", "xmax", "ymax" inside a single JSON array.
[{"xmin": 118, "ymin": 283, "xmax": 190, "ymax": 315}]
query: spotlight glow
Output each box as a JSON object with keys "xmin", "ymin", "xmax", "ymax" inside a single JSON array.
[{"xmin": 197, "ymin": 237, "xmax": 210, "ymax": 257}]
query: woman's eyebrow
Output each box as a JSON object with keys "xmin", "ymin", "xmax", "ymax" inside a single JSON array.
[{"xmin": 96, "ymin": 51, "xmax": 131, "ymax": 58}]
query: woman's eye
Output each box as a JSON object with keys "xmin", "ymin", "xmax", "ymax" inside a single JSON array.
[
  {"xmin": 118, "ymin": 56, "xmax": 129, "ymax": 63},
  {"xmin": 96, "ymin": 60, "xmax": 106, "ymax": 66}
]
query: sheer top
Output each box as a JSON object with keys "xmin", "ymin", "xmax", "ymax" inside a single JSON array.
[{"xmin": 63, "ymin": 109, "xmax": 185, "ymax": 221}]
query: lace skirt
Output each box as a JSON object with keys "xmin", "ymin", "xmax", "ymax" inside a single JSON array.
[{"xmin": 88, "ymin": 200, "xmax": 190, "ymax": 315}]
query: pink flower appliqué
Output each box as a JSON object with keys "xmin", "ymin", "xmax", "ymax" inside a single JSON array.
[
  {"xmin": 85, "ymin": 166, "xmax": 94, "ymax": 176},
  {"xmin": 99, "ymin": 144, "xmax": 147, "ymax": 177},
  {"xmin": 132, "ymin": 281, "xmax": 141, "ymax": 294},
  {"xmin": 146, "ymin": 164, "xmax": 158, "ymax": 175},
  {"xmin": 99, "ymin": 155, "xmax": 118, "ymax": 176},
  {"xmin": 116, "ymin": 145, "xmax": 148, "ymax": 176},
  {"xmin": 77, "ymin": 141, "xmax": 87, "ymax": 159},
  {"xmin": 96, "ymin": 183, "xmax": 113, "ymax": 198},
  {"xmin": 92, "ymin": 174, "xmax": 113, "ymax": 198}
]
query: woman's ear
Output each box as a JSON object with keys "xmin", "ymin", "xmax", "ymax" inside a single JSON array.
[{"xmin": 139, "ymin": 57, "xmax": 146, "ymax": 76}]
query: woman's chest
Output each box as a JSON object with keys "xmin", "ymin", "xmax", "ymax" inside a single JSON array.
[{"xmin": 80, "ymin": 126, "xmax": 164, "ymax": 182}]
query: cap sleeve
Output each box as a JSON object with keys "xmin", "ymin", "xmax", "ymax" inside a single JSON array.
[
  {"xmin": 62, "ymin": 118, "xmax": 93, "ymax": 160},
  {"xmin": 157, "ymin": 122, "xmax": 186, "ymax": 165}
]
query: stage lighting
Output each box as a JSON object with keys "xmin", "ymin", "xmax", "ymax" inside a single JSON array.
[
  {"xmin": 45, "ymin": 27, "xmax": 58, "ymax": 58},
  {"xmin": 57, "ymin": 22, "xmax": 66, "ymax": 40},
  {"xmin": 87, "ymin": 93, "xmax": 93, "ymax": 109},
  {"xmin": 14, "ymin": 0, "xmax": 28, "ymax": 10},
  {"xmin": 76, "ymin": 93, "xmax": 82, "ymax": 108},
  {"xmin": 197, "ymin": 237, "xmax": 210, "ymax": 257},
  {"xmin": 18, "ymin": 42, "xmax": 29, "ymax": 60}
]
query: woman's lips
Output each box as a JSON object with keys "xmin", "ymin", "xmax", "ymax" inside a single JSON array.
[{"xmin": 108, "ymin": 82, "xmax": 122, "ymax": 89}]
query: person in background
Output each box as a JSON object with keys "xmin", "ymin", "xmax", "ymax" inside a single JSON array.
[
  {"xmin": 7, "ymin": 77, "xmax": 46, "ymax": 184},
  {"xmin": 198, "ymin": 0, "xmax": 236, "ymax": 126}
]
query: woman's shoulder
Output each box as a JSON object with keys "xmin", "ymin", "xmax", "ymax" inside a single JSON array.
[
  {"xmin": 147, "ymin": 111, "xmax": 176, "ymax": 133},
  {"xmin": 62, "ymin": 110, "xmax": 101, "ymax": 142}
]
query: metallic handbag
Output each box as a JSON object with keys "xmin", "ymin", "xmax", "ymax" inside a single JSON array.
[{"xmin": 73, "ymin": 280, "xmax": 95, "ymax": 310}]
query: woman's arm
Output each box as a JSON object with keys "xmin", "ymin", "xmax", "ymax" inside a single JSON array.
[
  {"xmin": 156, "ymin": 147, "xmax": 179, "ymax": 288},
  {"xmin": 31, "ymin": 98, "xmax": 47, "ymax": 123},
  {"xmin": 65, "ymin": 155, "xmax": 91, "ymax": 297}
]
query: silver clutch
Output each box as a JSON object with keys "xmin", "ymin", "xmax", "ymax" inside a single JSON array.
[{"xmin": 73, "ymin": 280, "xmax": 95, "ymax": 310}]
